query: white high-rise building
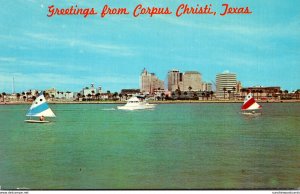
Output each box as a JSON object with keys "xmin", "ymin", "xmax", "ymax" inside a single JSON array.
[{"xmin": 216, "ymin": 71, "xmax": 237, "ymax": 98}]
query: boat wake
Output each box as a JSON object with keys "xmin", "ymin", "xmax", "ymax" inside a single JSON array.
[{"xmin": 101, "ymin": 108, "xmax": 116, "ymax": 111}]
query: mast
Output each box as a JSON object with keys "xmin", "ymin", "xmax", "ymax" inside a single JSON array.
[{"xmin": 12, "ymin": 76, "xmax": 15, "ymax": 94}]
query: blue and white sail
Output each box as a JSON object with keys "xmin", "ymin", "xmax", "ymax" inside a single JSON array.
[{"xmin": 26, "ymin": 93, "xmax": 56, "ymax": 117}]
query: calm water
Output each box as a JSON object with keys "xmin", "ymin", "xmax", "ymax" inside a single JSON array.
[{"xmin": 0, "ymin": 103, "xmax": 299, "ymax": 189}]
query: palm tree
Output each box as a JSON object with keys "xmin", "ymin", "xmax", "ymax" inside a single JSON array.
[
  {"xmin": 175, "ymin": 89, "xmax": 181, "ymax": 98},
  {"xmin": 178, "ymin": 90, "xmax": 182, "ymax": 96},
  {"xmin": 16, "ymin": 93, "xmax": 21, "ymax": 101},
  {"xmin": 2, "ymin": 92, "xmax": 6, "ymax": 102},
  {"xmin": 232, "ymin": 86, "xmax": 236, "ymax": 100},
  {"xmin": 210, "ymin": 91, "xmax": 214, "ymax": 100},
  {"xmin": 284, "ymin": 90, "xmax": 289, "ymax": 99},
  {"xmin": 201, "ymin": 92, "xmax": 205, "ymax": 100},
  {"xmin": 183, "ymin": 91, "xmax": 188, "ymax": 100},
  {"xmin": 45, "ymin": 92, "xmax": 50, "ymax": 99},
  {"xmin": 161, "ymin": 93, "xmax": 165, "ymax": 101},
  {"xmin": 91, "ymin": 90, "xmax": 95, "ymax": 100},
  {"xmin": 87, "ymin": 93, "xmax": 92, "ymax": 101},
  {"xmin": 223, "ymin": 87, "xmax": 227, "ymax": 99},
  {"xmin": 26, "ymin": 91, "xmax": 31, "ymax": 101},
  {"xmin": 118, "ymin": 93, "xmax": 123, "ymax": 101},
  {"xmin": 206, "ymin": 92, "xmax": 209, "ymax": 100},
  {"xmin": 259, "ymin": 90, "xmax": 263, "ymax": 99},
  {"xmin": 193, "ymin": 92, "xmax": 198, "ymax": 100},
  {"xmin": 279, "ymin": 90, "xmax": 283, "ymax": 99},
  {"xmin": 227, "ymin": 90, "xmax": 231, "ymax": 100},
  {"xmin": 124, "ymin": 93, "xmax": 128, "ymax": 100},
  {"xmin": 113, "ymin": 92, "xmax": 118, "ymax": 101},
  {"xmin": 171, "ymin": 92, "xmax": 175, "ymax": 100},
  {"xmin": 107, "ymin": 90, "xmax": 111, "ymax": 100},
  {"xmin": 96, "ymin": 93, "xmax": 101, "ymax": 100},
  {"xmin": 240, "ymin": 88, "xmax": 246, "ymax": 98},
  {"xmin": 77, "ymin": 93, "xmax": 82, "ymax": 101},
  {"xmin": 188, "ymin": 86, "xmax": 192, "ymax": 96},
  {"xmin": 23, "ymin": 96, "xmax": 26, "ymax": 101}
]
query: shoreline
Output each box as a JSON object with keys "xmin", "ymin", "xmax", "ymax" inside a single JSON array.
[{"xmin": 1, "ymin": 99, "xmax": 300, "ymax": 105}]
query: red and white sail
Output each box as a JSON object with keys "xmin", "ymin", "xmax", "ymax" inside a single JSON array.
[{"xmin": 241, "ymin": 93, "xmax": 262, "ymax": 111}]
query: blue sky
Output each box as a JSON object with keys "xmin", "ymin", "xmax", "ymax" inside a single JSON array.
[{"xmin": 1, "ymin": 0, "xmax": 299, "ymax": 93}]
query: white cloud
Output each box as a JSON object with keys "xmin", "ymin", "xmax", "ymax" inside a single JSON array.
[
  {"xmin": 0, "ymin": 57, "xmax": 90, "ymax": 73},
  {"xmin": 0, "ymin": 72, "xmax": 138, "ymax": 93},
  {"xmin": 156, "ymin": 14, "xmax": 300, "ymax": 38},
  {"xmin": 0, "ymin": 57, "xmax": 16, "ymax": 62},
  {"xmin": 24, "ymin": 32, "xmax": 137, "ymax": 57}
]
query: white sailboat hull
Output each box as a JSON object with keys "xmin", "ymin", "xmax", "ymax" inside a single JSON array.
[
  {"xmin": 241, "ymin": 109, "xmax": 262, "ymax": 115},
  {"xmin": 24, "ymin": 120, "xmax": 51, "ymax": 123}
]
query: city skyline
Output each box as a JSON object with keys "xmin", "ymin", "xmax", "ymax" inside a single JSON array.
[{"xmin": 1, "ymin": 0, "xmax": 300, "ymax": 93}]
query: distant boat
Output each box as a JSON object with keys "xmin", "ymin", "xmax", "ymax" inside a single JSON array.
[
  {"xmin": 25, "ymin": 93, "xmax": 56, "ymax": 123},
  {"xmin": 117, "ymin": 96, "xmax": 156, "ymax": 110},
  {"xmin": 241, "ymin": 92, "xmax": 262, "ymax": 115}
]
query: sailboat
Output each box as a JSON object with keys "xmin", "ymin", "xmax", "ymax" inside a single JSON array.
[
  {"xmin": 25, "ymin": 93, "xmax": 56, "ymax": 123},
  {"xmin": 241, "ymin": 92, "xmax": 262, "ymax": 115}
]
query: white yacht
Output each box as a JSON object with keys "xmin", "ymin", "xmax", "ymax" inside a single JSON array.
[{"xmin": 117, "ymin": 96, "xmax": 156, "ymax": 110}]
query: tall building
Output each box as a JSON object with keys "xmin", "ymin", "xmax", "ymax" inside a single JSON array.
[
  {"xmin": 216, "ymin": 71, "xmax": 237, "ymax": 98},
  {"xmin": 140, "ymin": 68, "xmax": 164, "ymax": 94},
  {"xmin": 202, "ymin": 82, "xmax": 213, "ymax": 91},
  {"xmin": 168, "ymin": 69, "xmax": 203, "ymax": 92},
  {"xmin": 167, "ymin": 69, "xmax": 183, "ymax": 92},
  {"xmin": 182, "ymin": 71, "xmax": 202, "ymax": 91}
]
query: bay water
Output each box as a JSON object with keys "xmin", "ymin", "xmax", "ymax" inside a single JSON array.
[{"xmin": 0, "ymin": 103, "xmax": 299, "ymax": 189}]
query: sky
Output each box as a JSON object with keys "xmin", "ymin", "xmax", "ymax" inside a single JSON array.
[{"xmin": 1, "ymin": 0, "xmax": 300, "ymax": 93}]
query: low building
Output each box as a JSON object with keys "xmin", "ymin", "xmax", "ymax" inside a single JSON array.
[
  {"xmin": 241, "ymin": 86, "xmax": 281, "ymax": 99},
  {"xmin": 80, "ymin": 84, "xmax": 102, "ymax": 99},
  {"xmin": 120, "ymin": 89, "xmax": 140, "ymax": 95}
]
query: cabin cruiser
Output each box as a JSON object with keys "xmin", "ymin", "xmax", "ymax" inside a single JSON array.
[{"xmin": 117, "ymin": 96, "xmax": 156, "ymax": 110}]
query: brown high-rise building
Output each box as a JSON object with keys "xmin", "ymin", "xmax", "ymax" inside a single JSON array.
[
  {"xmin": 167, "ymin": 69, "xmax": 183, "ymax": 92},
  {"xmin": 182, "ymin": 71, "xmax": 202, "ymax": 91},
  {"xmin": 140, "ymin": 68, "xmax": 164, "ymax": 94},
  {"xmin": 168, "ymin": 69, "xmax": 202, "ymax": 92}
]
